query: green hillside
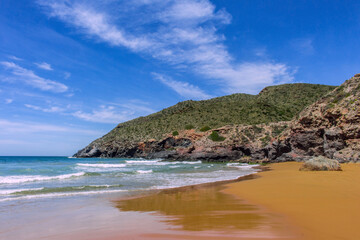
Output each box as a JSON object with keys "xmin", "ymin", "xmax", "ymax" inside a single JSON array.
[{"xmin": 100, "ymin": 83, "xmax": 336, "ymax": 143}]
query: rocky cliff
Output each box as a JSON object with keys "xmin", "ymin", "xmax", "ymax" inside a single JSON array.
[
  {"xmin": 274, "ymin": 74, "xmax": 360, "ymax": 162},
  {"xmin": 74, "ymin": 121, "xmax": 290, "ymax": 162},
  {"xmin": 74, "ymin": 76, "xmax": 360, "ymax": 162}
]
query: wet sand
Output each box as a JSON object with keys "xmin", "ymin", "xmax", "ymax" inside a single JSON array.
[
  {"xmin": 113, "ymin": 176, "xmax": 300, "ymax": 239},
  {"xmin": 224, "ymin": 162, "xmax": 360, "ymax": 240}
]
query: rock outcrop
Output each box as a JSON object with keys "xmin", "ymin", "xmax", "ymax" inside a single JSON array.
[
  {"xmin": 74, "ymin": 122, "xmax": 290, "ymax": 162},
  {"xmin": 299, "ymin": 156, "xmax": 342, "ymax": 171},
  {"xmin": 275, "ymin": 74, "xmax": 360, "ymax": 162},
  {"xmin": 74, "ymin": 74, "xmax": 360, "ymax": 163}
]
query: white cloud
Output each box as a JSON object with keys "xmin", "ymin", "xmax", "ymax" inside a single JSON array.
[
  {"xmin": 0, "ymin": 119, "xmax": 99, "ymax": 135},
  {"xmin": 25, "ymin": 104, "xmax": 65, "ymax": 113},
  {"xmin": 38, "ymin": 0, "xmax": 295, "ymax": 93},
  {"xmin": 72, "ymin": 105, "xmax": 133, "ymax": 124},
  {"xmin": 1, "ymin": 61, "xmax": 68, "ymax": 93},
  {"xmin": 153, "ymin": 73, "xmax": 212, "ymax": 99},
  {"xmin": 254, "ymin": 47, "xmax": 267, "ymax": 57},
  {"xmin": 21, "ymin": 98, "xmax": 155, "ymax": 124},
  {"xmin": 158, "ymin": 0, "xmax": 230, "ymax": 24},
  {"xmin": 35, "ymin": 62, "xmax": 53, "ymax": 71},
  {"xmin": 203, "ymin": 62, "xmax": 296, "ymax": 94},
  {"xmin": 8, "ymin": 55, "xmax": 23, "ymax": 61},
  {"xmin": 5, "ymin": 99, "xmax": 13, "ymax": 104},
  {"xmin": 39, "ymin": 1, "xmax": 151, "ymax": 51},
  {"xmin": 109, "ymin": 100, "xmax": 155, "ymax": 114},
  {"xmin": 291, "ymin": 38, "xmax": 314, "ymax": 55},
  {"xmin": 72, "ymin": 100, "xmax": 157, "ymax": 124},
  {"xmin": 64, "ymin": 72, "xmax": 71, "ymax": 79}
]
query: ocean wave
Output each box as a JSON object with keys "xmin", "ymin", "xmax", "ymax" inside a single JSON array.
[
  {"xmin": 76, "ymin": 163, "xmax": 126, "ymax": 168},
  {"xmin": 0, "ymin": 188, "xmax": 44, "ymax": 195},
  {"xmin": 12, "ymin": 184, "xmax": 123, "ymax": 195},
  {"xmin": 226, "ymin": 163, "xmax": 259, "ymax": 169},
  {"xmin": 147, "ymin": 171, "xmax": 254, "ymax": 190},
  {"xmin": 169, "ymin": 165, "xmax": 180, "ymax": 168},
  {"xmin": 125, "ymin": 160, "xmax": 160, "ymax": 164},
  {"xmin": 136, "ymin": 170, "xmax": 153, "ymax": 174},
  {"xmin": 126, "ymin": 160, "xmax": 202, "ymax": 166},
  {"xmin": 180, "ymin": 161, "xmax": 202, "ymax": 164},
  {"xmin": 0, "ymin": 189, "xmax": 128, "ymax": 202},
  {"xmin": 0, "ymin": 172, "xmax": 86, "ymax": 184}
]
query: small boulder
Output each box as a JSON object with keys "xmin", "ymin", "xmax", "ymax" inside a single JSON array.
[{"xmin": 299, "ymin": 156, "xmax": 342, "ymax": 171}]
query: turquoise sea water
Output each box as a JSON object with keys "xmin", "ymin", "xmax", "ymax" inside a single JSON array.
[{"xmin": 0, "ymin": 156, "xmax": 258, "ymax": 203}]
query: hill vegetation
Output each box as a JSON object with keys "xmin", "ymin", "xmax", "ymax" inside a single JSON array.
[{"xmin": 98, "ymin": 83, "xmax": 336, "ymax": 144}]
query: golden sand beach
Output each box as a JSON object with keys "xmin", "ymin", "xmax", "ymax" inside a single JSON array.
[
  {"xmin": 112, "ymin": 162, "xmax": 360, "ymax": 240},
  {"xmin": 114, "ymin": 178, "xmax": 298, "ymax": 240},
  {"xmin": 224, "ymin": 162, "xmax": 360, "ymax": 240}
]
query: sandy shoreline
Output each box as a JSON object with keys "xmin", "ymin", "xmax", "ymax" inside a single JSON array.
[
  {"xmin": 224, "ymin": 162, "xmax": 360, "ymax": 240},
  {"xmin": 110, "ymin": 162, "xmax": 360, "ymax": 239},
  {"xmin": 111, "ymin": 165, "xmax": 298, "ymax": 240},
  {"xmin": 113, "ymin": 184, "xmax": 296, "ymax": 239},
  {"xmin": 3, "ymin": 162, "xmax": 359, "ymax": 240}
]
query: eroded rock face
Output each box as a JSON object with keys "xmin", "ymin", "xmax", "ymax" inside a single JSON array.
[
  {"xmin": 74, "ymin": 122, "xmax": 290, "ymax": 162},
  {"xmin": 276, "ymin": 74, "xmax": 360, "ymax": 162}
]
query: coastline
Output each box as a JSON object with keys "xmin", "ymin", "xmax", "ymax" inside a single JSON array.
[
  {"xmin": 0, "ymin": 161, "xmax": 267, "ymax": 240},
  {"xmin": 109, "ymin": 161, "xmax": 360, "ymax": 239},
  {"xmin": 112, "ymin": 165, "xmax": 299, "ymax": 240},
  {"xmin": 3, "ymin": 162, "xmax": 360, "ymax": 239}
]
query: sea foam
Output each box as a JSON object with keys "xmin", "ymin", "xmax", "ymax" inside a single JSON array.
[
  {"xmin": 0, "ymin": 172, "xmax": 86, "ymax": 184},
  {"xmin": 136, "ymin": 170, "xmax": 153, "ymax": 174},
  {"xmin": 0, "ymin": 189, "xmax": 128, "ymax": 202},
  {"xmin": 76, "ymin": 163, "xmax": 126, "ymax": 168},
  {"xmin": 0, "ymin": 188, "xmax": 44, "ymax": 195},
  {"xmin": 226, "ymin": 163, "xmax": 259, "ymax": 169},
  {"xmin": 126, "ymin": 160, "xmax": 202, "ymax": 166}
]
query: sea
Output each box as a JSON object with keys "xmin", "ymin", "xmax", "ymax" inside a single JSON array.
[
  {"xmin": 0, "ymin": 156, "xmax": 262, "ymax": 239},
  {"xmin": 0, "ymin": 156, "xmax": 258, "ymax": 203}
]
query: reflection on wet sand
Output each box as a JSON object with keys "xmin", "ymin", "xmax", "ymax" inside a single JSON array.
[
  {"xmin": 114, "ymin": 182, "xmax": 297, "ymax": 239},
  {"xmin": 116, "ymin": 185, "xmax": 264, "ymax": 231}
]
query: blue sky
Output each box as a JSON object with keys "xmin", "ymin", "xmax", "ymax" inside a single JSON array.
[{"xmin": 1, "ymin": 0, "xmax": 359, "ymax": 156}]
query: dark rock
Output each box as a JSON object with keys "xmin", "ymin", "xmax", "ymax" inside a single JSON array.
[
  {"xmin": 267, "ymin": 141, "xmax": 291, "ymax": 160},
  {"xmin": 323, "ymin": 128, "xmax": 346, "ymax": 158},
  {"xmin": 74, "ymin": 145, "xmax": 102, "ymax": 158},
  {"xmin": 289, "ymin": 130, "xmax": 324, "ymax": 155},
  {"xmin": 250, "ymin": 149, "xmax": 268, "ymax": 160}
]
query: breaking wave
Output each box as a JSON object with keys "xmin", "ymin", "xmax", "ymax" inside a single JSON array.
[{"xmin": 0, "ymin": 172, "xmax": 87, "ymax": 184}]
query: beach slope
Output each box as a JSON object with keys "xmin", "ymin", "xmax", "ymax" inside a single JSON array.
[{"xmin": 225, "ymin": 162, "xmax": 360, "ymax": 240}]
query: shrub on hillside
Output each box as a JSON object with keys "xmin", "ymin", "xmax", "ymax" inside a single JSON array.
[
  {"xmin": 200, "ymin": 126, "xmax": 211, "ymax": 132},
  {"xmin": 172, "ymin": 131, "xmax": 179, "ymax": 136},
  {"xmin": 185, "ymin": 124, "xmax": 194, "ymax": 130},
  {"xmin": 208, "ymin": 131, "xmax": 225, "ymax": 142},
  {"xmin": 101, "ymin": 84, "xmax": 336, "ymax": 143}
]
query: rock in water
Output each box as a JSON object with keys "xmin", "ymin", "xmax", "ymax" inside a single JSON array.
[{"xmin": 299, "ymin": 156, "xmax": 342, "ymax": 171}]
